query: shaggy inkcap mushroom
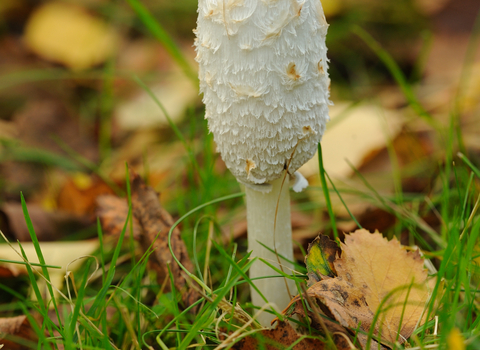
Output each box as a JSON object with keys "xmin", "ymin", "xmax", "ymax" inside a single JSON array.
[
  {"xmin": 195, "ymin": 0, "xmax": 331, "ymax": 326},
  {"xmin": 195, "ymin": 0, "xmax": 331, "ymax": 185}
]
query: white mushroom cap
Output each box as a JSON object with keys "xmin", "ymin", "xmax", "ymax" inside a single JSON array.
[{"xmin": 195, "ymin": 0, "xmax": 331, "ymax": 185}]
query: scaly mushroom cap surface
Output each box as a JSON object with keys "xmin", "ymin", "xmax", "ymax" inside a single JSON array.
[{"xmin": 195, "ymin": 0, "xmax": 331, "ymax": 185}]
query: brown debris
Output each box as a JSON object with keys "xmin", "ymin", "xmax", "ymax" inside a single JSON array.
[
  {"xmin": 0, "ymin": 315, "xmax": 38, "ymax": 349},
  {"xmin": 0, "ymin": 202, "xmax": 90, "ymax": 241},
  {"xmin": 221, "ymin": 321, "xmax": 326, "ymax": 350},
  {"xmin": 97, "ymin": 172, "xmax": 199, "ymax": 309},
  {"xmin": 96, "ymin": 195, "xmax": 142, "ymax": 239}
]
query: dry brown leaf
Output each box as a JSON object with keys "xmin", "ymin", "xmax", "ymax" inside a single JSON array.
[
  {"xmin": 285, "ymin": 294, "xmax": 357, "ymax": 349},
  {"xmin": 0, "ymin": 202, "xmax": 90, "ymax": 242},
  {"xmin": 285, "ymin": 288, "xmax": 386, "ymax": 350},
  {"xmin": 289, "ymin": 230, "xmax": 434, "ymax": 348},
  {"xmin": 306, "ymin": 278, "xmax": 374, "ymax": 334},
  {"xmin": 335, "ymin": 229, "xmax": 432, "ymax": 345},
  {"xmin": 220, "ymin": 321, "xmax": 327, "ymax": 350},
  {"xmin": 0, "ymin": 315, "xmax": 38, "ymax": 349},
  {"xmin": 96, "ymin": 195, "xmax": 142, "ymax": 239},
  {"xmin": 96, "ymin": 173, "xmax": 199, "ymax": 308},
  {"xmin": 57, "ymin": 174, "xmax": 115, "ymax": 216}
]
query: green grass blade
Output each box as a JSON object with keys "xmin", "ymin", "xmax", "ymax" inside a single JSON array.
[
  {"xmin": 458, "ymin": 152, "xmax": 480, "ymax": 179},
  {"xmin": 318, "ymin": 143, "xmax": 339, "ymax": 241},
  {"xmin": 0, "ymin": 259, "xmax": 61, "ymax": 269},
  {"xmin": 126, "ymin": 0, "xmax": 197, "ymax": 82},
  {"xmin": 86, "ymin": 210, "xmax": 128, "ymax": 317},
  {"xmin": 69, "ymin": 258, "xmax": 94, "ymax": 335},
  {"xmin": 353, "ymin": 25, "xmax": 437, "ymax": 128},
  {"xmin": 0, "ymin": 141, "xmax": 81, "ymax": 171},
  {"xmin": 20, "ymin": 193, "xmax": 62, "ymax": 329},
  {"xmin": 167, "ymin": 192, "xmax": 245, "ymax": 291}
]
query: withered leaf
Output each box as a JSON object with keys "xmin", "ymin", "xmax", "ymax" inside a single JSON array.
[
  {"xmin": 290, "ymin": 278, "xmax": 374, "ymax": 335},
  {"xmin": 0, "ymin": 315, "xmax": 38, "ymax": 349},
  {"xmin": 304, "ymin": 235, "xmax": 340, "ymax": 286},
  {"xmin": 96, "ymin": 195, "xmax": 142, "ymax": 239},
  {"xmin": 0, "ymin": 202, "xmax": 90, "ymax": 242},
  {"xmin": 58, "ymin": 174, "xmax": 115, "ymax": 216},
  {"xmin": 335, "ymin": 229, "xmax": 432, "ymax": 345},
  {"xmin": 284, "ymin": 282, "xmax": 386, "ymax": 350},
  {"xmin": 291, "ymin": 230, "xmax": 435, "ymax": 348},
  {"xmin": 221, "ymin": 321, "xmax": 326, "ymax": 350}
]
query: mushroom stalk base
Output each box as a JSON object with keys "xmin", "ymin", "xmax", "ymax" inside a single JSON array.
[{"xmin": 245, "ymin": 174, "xmax": 295, "ymax": 327}]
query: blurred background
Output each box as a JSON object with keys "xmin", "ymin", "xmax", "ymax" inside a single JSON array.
[{"xmin": 0, "ymin": 0, "xmax": 479, "ymax": 246}]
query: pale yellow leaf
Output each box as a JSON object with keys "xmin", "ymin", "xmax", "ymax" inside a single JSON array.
[
  {"xmin": 115, "ymin": 71, "xmax": 198, "ymax": 130},
  {"xmin": 24, "ymin": 2, "xmax": 118, "ymax": 70},
  {"xmin": 335, "ymin": 229, "xmax": 432, "ymax": 344},
  {"xmin": 300, "ymin": 102, "xmax": 404, "ymax": 179},
  {"xmin": 0, "ymin": 240, "xmax": 99, "ymax": 301}
]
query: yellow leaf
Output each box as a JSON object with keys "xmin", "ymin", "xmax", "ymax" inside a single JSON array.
[
  {"xmin": 335, "ymin": 229, "xmax": 432, "ymax": 345},
  {"xmin": 300, "ymin": 102, "xmax": 404, "ymax": 180},
  {"xmin": 321, "ymin": 0, "xmax": 343, "ymax": 18},
  {"xmin": 447, "ymin": 328, "xmax": 465, "ymax": 350},
  {"xmin": 24, "ymin": 2, "xmax": 118, "ymax": 70}
]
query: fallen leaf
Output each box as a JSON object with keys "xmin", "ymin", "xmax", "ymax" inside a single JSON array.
[
  {"xmin": 220, "ymin": 321, "xmax": 327, "ymax": 350},
  {"xmin": 0, "ymin": 240, "xmax": 99, "ymax": 301},
  {"xmin": 0, "ymin": 202, "xmax": 90, "ymax": 242},
  {"xmin": 0, "ymin": 315, "xmax": 38, "ymax": 349},
  {"xmin": 304, "ymin": 235, "xmax": 340, "ymax": 286},
  {"xmin": 115, "ymin": 71, "xmax": 198, "ymax": 130},
  {"xmin": 285, "ymin": 287, "xmax": 386, "ymax": 350},
  {"xmin": 289, "ymin": 230, "xmax": 435, "ymax": 348},
  {"xmin": 96, "ymin": 195, "xmax": 142, "ymax": 239},
  {"xmin": 300, "ymin": 102, "xmax": 404, "ymax": 180},
  {"xmin": 57, "ymin": 173, "xmax": 115, "ymax": 216},
  {"xmin": 303, "ymin": 278, "xmax": 375, "ymax": 335},
  {"xmin": 283, "ymin": 294, "xmax": 355, "ymax": 349},
  {"xmin": 335, "ymin": 230, "xmax": 432, "ymax": 345},
  {"xmin": 24, "ymin": 2, "xmax": 118, "ymax": 70}
]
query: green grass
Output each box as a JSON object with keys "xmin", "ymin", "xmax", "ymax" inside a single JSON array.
[{"xmin": 0, "ymin": 2, "xmax": 479, "ymax": 350}]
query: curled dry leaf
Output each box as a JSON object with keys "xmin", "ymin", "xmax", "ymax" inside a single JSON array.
[
  {"xmin": 304, "ymin": 235, "xmax": 340, "ymax": 286},
  {"xmin": 96, "ymin": 194, "xmax": 142, "ymax": 239},
  {"xmin": 130, "ymin": 173, "xmax": 199, "ymax": 308}
]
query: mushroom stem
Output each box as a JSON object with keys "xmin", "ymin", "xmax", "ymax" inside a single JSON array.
[{"xmin": 245, "ymin": 173, "xmax": 295, "ymax": 327}]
